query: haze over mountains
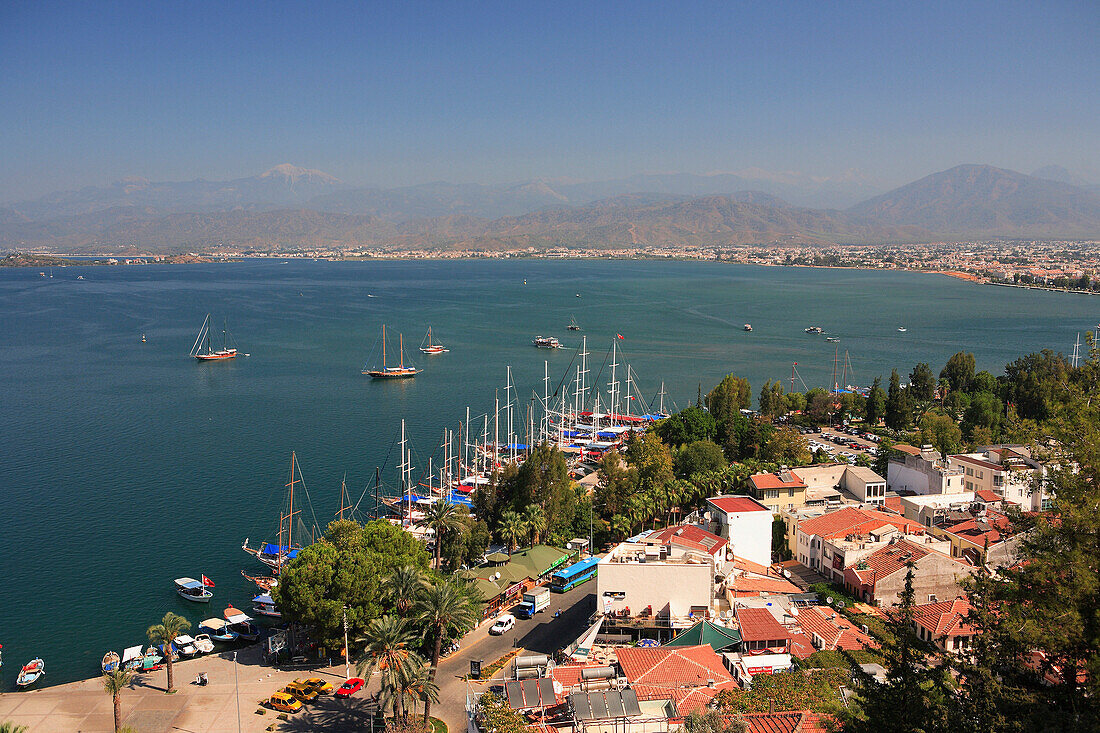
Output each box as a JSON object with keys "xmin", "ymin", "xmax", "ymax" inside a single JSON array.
[{"xmin": 2, "ymin": 164, "xmax": 1098, "ymax": 253}]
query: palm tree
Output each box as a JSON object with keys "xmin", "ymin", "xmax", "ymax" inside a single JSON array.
[
  {"xmin": 416, "ymin": 580, "xmax": 479, "ymax": 723},
  {"xmin": 399, "ymin": 664, "xmax": 439, "ymax": 724},
  {"xmin": 423, "ymin": 500, "xmax": 463, "ymax": 571},
  {"xmin": 356, "ymin": 615, "xmax": 425, "ymax": 722},
  {"xmin": 523, "ymin": 504, "xmax": 547, "ymax": 546},
  {"xmin": 498, "ymin": 510, "xmax": 526, "ymax": 554},
  {"xmin": 0, "ymin": 723, "xmax": 29, "ymax": 733},
  {"xmin": 384, "ymin": 564, "xmax": 428, "ymax": 617},
  {"xmin": 146, "ymin": 611, "xmax": 190, "ymax": 692},
  {"xmin": 103, "ymin": 668, "xmax": 134, "ymax": 731}
]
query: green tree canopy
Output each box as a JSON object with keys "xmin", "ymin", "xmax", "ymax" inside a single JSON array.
[
  {"xmin": 919, "ymin": 410, "xmax": 963, "ymax": 458},
  {"xmin": 706, "ymin": 373, "xmax": 751, "ymax": 425},
  {"xmin": 908, "ymin": 362, "xmax": 936, "ymax": 402},
  {"xmin": 940, "ymin": 351, "xmax": 976, "ymax": 393},
  {"xmin": 674, "ymin": 439, "xmax": 728, "ymax": 479},
  {"xmin": 274, "ymin": 518, "xmax": 431, "ymax": 646},
  {"xmin": 885, "ymin": 369, "xmax": 911, "ymax": 431},
  {"xmin": 865, "ymin": 376, "xmax": 887, "ymax": 425},
  {"xmin": 656, "ymin": 406, "xmax": 717, "ymax": 446}
]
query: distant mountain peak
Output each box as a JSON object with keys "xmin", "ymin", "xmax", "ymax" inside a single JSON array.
[
  {"xmin": 259, "ymin": 164, "xmax": 342, "ymax": 184},
  {"xmin": 1031, "ymin": 165, "xmax": 1092, "ymax": 187}
]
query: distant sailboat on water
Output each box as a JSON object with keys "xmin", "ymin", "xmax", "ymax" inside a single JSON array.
[
  {"xmin": 363, "ymin": 325, "xmax": 421, "ymax": 378},
  {"xmin": 190, "ymin": 314, "xmax": 238, "ymax": 361},
  {"xmin": 419, "ymin": 326, "xmax": 449, "ymax": 354}
]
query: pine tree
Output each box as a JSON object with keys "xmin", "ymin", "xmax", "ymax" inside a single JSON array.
[{"xmin": 884, "ymin": 369, "xmax": 910, "ymax": 431}]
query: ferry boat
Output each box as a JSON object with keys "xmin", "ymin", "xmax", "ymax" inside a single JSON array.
[
  {"xmin": 190, "ymin": 314, "xmax": 238, "ymax": 361},
  {"xmin": 743, "ymin": 324, "xmax": 752, "ymax": 331},
  {"xmin": 174, "ymin": 576, "xmax": 214, "ymax": 603},
  {"xmin": 419, "ymin": 326, "xmax": 449, "ymax": 354},
  {"xmin": 804, "ymin": 326, "xmax": 823, "ymax": 334},
  {"xmin": 533, "ymin": 336, "xmax": 562, "ymax": 348},
  {"xmin": 16, "ymin": 659, "xmax": 44, "ymax": 688},
  {"xmin": 363, "ymin": 325, "xmax": 421, "ymax": 378}
]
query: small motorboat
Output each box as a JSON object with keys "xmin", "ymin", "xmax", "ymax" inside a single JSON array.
[
  {"xmin": 121, "ymin": 646, "xmax": 144, "ymax": 671},
  {"xmin": 193, "ymin": 634, "xmax": 215, "ymax": 654},
  {"xmin": 743, "ymin": 324, "xmax": 752, "ymax": 332},
  {"xmin": 897, "ymin": 326, "xmax": 908, "ymax": 332},
  {"xmin": 804, "ymin": 326, "xmax": 823, "ymax": 334},
  {"xmin": 102, "ymin": 650, "xmax": 120, "ymax": 673},
  {"xmin": 141, "ymin": 333, "xmax": 146, "ymax": 343},
  {"xmin": 172, "ymin": 635, "xmax": 199, "ymax": 658},
  {"xmin": 825, "ymin": 336, "xmax": 840, "ymax": 342},
  {"xmin": 224, "ymin": 606, "xmax": 261, "ymax": 641},
  {"xmin": 532, "ymin": 336, "xmax": 561, "ymax": 349},
  {"xmin": 252, "ymin": 593, "xmax": 282, "ymax": 619},
  {"xmin": 199, "ymin": 618, "xmax": 238, "ymax": 643},
  {"xmin": 16, "ymin": 658, "xmax": 44, "ymax": 688},
  {"xmin": 174, "ymin": 576, "xmax": 213, "ymax": 603}
]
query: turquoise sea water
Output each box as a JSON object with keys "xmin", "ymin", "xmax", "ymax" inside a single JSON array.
[{"xmin": 0, "ymin": 258, "xmax": 1093, "ymax": 686}]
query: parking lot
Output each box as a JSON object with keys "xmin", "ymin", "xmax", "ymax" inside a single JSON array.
[{"xmin": 799, "ymin": 425, "xmax": 882, "ymax": 463}]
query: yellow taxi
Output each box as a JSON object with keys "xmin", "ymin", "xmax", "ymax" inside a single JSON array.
[
  {"xmin": 302, "ymin": 677, "xmax": 335, "ymax": 694},
  {"xmin": 284, "ymin": 680, "xmax": 320, "ymax": 703},
  {"xmin": 269, "ymin": 691, "xmax": 303, "ymax": 713}
]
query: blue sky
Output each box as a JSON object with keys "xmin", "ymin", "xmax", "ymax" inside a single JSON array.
[{"xmin": 0, "ymin": 0, "xmax": 1097, "ymax": 200}]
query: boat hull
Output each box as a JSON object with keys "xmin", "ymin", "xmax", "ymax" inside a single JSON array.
[
  {"xmin": 364, "ymin": 369, "xmax": 420, "ymax": 379},
  {"xmin": 177, "ymin": 589, "xmax": 213, "ymax": 603},
  {"xmin": 195, "ymin": 350, "xmax": 237, "ymax": 361}
]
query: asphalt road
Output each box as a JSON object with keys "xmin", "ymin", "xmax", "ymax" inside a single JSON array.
[{"xmin": 434, "ymin": 582, "xmax": 596, "ymax": 732}]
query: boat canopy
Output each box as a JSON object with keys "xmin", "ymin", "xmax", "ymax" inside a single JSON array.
[
  {"xmin": 174, "ymin": 634, "xmax": 196, "ymax": 645},
  {"xmin": 502, "ymin": 443, "xmax": 528, "ymax": 450},
  {"xmin": 260, "ymin": 543, "xmax": 300, "ymax": 559},
  {"xmin": 200, "ymin": 618, "xmax": 228, "ymax": 631},
  {"xmin": 122, "ymin": 646, "xmax": 144, "ymax": 663},
  {"xmin": 254, "ymin": 593, "xmax": 275, "ymax": 604},
  {"xmin": 175, "ymin": 578, "xmax": 203, "ymax": 589},
  {"xmin": 446, "ymin": 491, "xmax": 474, "ymax": 507},
  {"xmin": 225, "ymin": 611, "xmax": 254, "ymax": 625}
]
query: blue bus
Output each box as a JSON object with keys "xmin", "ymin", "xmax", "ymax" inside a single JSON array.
[{"xmin": 550, "ymin": 556, "xmax": 600, "ymax": 592}]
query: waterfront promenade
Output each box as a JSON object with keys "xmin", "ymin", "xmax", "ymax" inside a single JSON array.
[{"xmin": 0, "ymin": 644, "xmax": 364, "ymax": 732}]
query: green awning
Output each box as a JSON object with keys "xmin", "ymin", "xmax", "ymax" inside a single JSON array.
[{"xmin": 664, "ymin": 619, "xmax": 742, "ymax": 652}]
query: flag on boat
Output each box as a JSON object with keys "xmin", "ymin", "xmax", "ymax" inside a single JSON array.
[
  {"xmin": 202, "ymin": 575, "xmax": 215, "ymax": 588},
  {"xmin": 616, "ymin": 333, "xmax": 624, "ymax": 340}
]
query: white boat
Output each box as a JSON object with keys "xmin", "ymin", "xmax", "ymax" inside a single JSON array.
[
  {"xmin": 825, "ymin": 336, "xmax": 840, "ymax": 342},
  {"xmin": 897, "ymin": 326, "xmax": 908, "ymax": 332},
  {"xmin": 190, "ymin": 313, "xmax": 238, "ymax": 361},
  {"xmin": 252, "ymin": 593, "xmax": 282, "ymax": 618},
  {"xmin": 174, "ymin": 576, "xmax": 213, "ymax": 603},
  {"xmin": 419, "ymin": 326, "xmax": 449, "ymax": 354},
  {"xmin": 224, "ymin": 606, "xmax": 262, "ymax": 641},
  {"xmin": 193, "ymin": 634, "xmax": 215, "ymax": 654},
  {"xmin": 16, "ymin": 658, "xmax": 45, "ymax": 687},
  {"xmin": 532, "ymin": 336, "xmax": 561, "ymax": 348},
  {"xmin": 743, "ymin": 324, "xmax": 752, "ymax": 331},
  {"xmin": 121, "ymin": 646, "xmax": 144, "ymax": 671},
  {"xmin": 172, "ymin": 635, "xmax": 199, "ymax": 658},
  {"xmin": 804, "ymin": 326, "xmax": 823, "ymax": 334},
  {"xmin": 199, "ymin": 618, "xmax": 238, "ymax": 643},
  {"xmin": 101, "ymin": 650, "xmax": 120, "ymax": 673}
]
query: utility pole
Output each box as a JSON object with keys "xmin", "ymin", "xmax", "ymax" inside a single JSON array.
[{"xmin": 343, "ymin": 606, "xmax": 351, "ymax": 680}]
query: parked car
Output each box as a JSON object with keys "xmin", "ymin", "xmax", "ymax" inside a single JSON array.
[
  {"xmin": 335, "ymin": 677, "xmax": 366, "ymax": 698},
  {"xmin": 302, "ymin": 677, "xmax": 335, "ymax": 694},
  {"xmin": 284, "ymin": 680, "xmax": 320, "ymax": 703},
  {"xmin": 489, "ymin": 614, "xmax": 516, "ymax": 635},
  {"xmin": 269, "ymin": 692, "xmax": 304, "ymax": 713}
]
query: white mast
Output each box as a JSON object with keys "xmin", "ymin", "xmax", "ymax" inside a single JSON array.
[
  {"xmin": 506, "ymin": 366, "xmax": 515, "ymax": 463},
  {"xmin": 608, "ymin": 339, "xmax": 619, "ymax": 427},
  {"xmin": 1072, "ymin": 333, "xmax": 1082, "ymax": 368},
  {"xmin": 465, "ymin": 406, "xmax": 471, "ymax": 479},
  {"xmin": 494, "ymin": 394, "xmax": 500, "ymax": 472}
]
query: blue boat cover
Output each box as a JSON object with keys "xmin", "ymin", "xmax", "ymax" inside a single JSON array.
[
  {"xmin": 261, "ymin": 543, "xmax": 300, "ymax": 559},
  {"xmin": 253, "ymin": 593, "xmax": 275, "ymax": 604},
  {"xmin": 596, "ymin": 431, "xmax": 617, "ymax": 439},
  {"xmin": 446, "ymin": 491, "xmax": 474, "ymax": 507},
  {"xmin": 503, "ymin": 443, "xmax": 529, "ymax": 450}
]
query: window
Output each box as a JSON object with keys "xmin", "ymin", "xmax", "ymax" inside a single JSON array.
[
  {"xmin": 927, "ymin": 594, "xmax": 938, "ymax": 603},
  {"xmin": 765, "ymin": 489, "xmax": 780, "ymax": 500}
]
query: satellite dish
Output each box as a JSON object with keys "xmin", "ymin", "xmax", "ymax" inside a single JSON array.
[
  {"xmin": 782, "ymin": 569, "xmax": 791, "ymax": 578},
  {"xmin": 826, "ymin": 596, "xmax": 834, "ymax": 605},
  {"xmin": 837, "ymin": 601, "xmax": 846, "ymax": 609}
]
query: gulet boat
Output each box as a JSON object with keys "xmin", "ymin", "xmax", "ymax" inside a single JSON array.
[{"xmin": 363, "ymin": 325, "xmax": 421, "ymax": 378}]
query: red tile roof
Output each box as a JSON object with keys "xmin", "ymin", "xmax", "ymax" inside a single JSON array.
[
  {"xmin": 974, "ymin": 489, "xmax": 1003, "ymax": 503},
  {"xmin": 943, "ymin": 510, "xmax": 1013, "ymax": 545},
  {"xmin": 912, "ymin": 598, "xmax": 975, "ymax": 638},
  {"xmin": 798, "ymin": 507, "xmax": 922, "ymax": 540},
  {"xmin": 632, "ymin": 680, "xmax": 739, "ymax": 715},
  {"xmin": 735, "ymin": 607, "xmax": 791, "ymax": 644},
  {"xmin": 743, "ymin": 711, "xmax": 828, "ymax": 733},
  {"xmin": 883, "ymin": 496, "xmax": 903, "ymax": 514},
  {"xmin": 709, "ymin": 496, "xmax": 770, "ymax": 513},
  {"xmin": 649, "ymin": 524, "xmax": 728, "ymax": 555},
  {"xmin": 729, "ymin": 575, "xmax": 804, "ymax": 597},
  {"xmin": 788, "ymin": 633, "xmax": 817, "ymax": 659},
  {"xmin": 950, "ymin": 454, "xmax": 1003, "ymax": 472},
  {"xmin": 615, "ymin": 645, "xmax": 734, "ymax": 687},
  {"xmin": 750, "ymin": 472, "xmax": 807, "ymax": 490},
  {"xmin": 892, "ymin": 444, "xmax": 922, "ymax": 456},
  {"xmin": 795, "ymin": 606, "xmax": 878, "ymax": 651},
  {"xmin": 847, "ymin": 539, "xmax": 931, "ymax": 583}
]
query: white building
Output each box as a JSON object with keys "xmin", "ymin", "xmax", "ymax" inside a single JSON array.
[
  {"xmin": 887, "ymin": 445, "xmax": 966, "ymax": 495},
  {"xmin": 705, "ymin": 495, "xmax": 773, "ymax": 568},
  {"xmin": 797, "ymin": 464, "xmax": 887, "ymax": 506},
  {"xmin": 948, "ymin": 446, "xmax": 1052, "ymax": 511}
]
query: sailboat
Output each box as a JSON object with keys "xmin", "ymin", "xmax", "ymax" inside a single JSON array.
[
  {"xmin": 419, "ymin": 326, "xmax": 449, "ymax": 354},
  {"xmin": 242, "ymin": 452, "xmax": 315, "ymax": 572},
  {"xmin": 568, "ymin": 316, "xmax": 581, "ymax": 331},
  {"xmin": 363, "ymin": 325, "xmax": 421, "ymax": 378},
  {"xmin": 190, "ymin": 314, "xmax": 238, "ymax": 361}
]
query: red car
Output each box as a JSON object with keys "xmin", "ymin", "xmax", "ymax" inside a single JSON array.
[{"xmin": 335, "ymin": 677, "xmax": 365, "ymax": 698}]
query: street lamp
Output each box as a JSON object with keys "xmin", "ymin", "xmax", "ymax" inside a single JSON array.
[{"xmin": 233, "ymin": 651, "xmax": 241, "ymax": 733}]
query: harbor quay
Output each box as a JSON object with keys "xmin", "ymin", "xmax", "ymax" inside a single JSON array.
[{"xmin": 0, "ymin": 643, "xmax": 372, "ymax": 732}]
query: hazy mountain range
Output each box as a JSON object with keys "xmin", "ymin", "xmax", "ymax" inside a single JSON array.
[{"xmin": 1, "ymin": 164, "xmax": 1099, "ymax": 253}]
